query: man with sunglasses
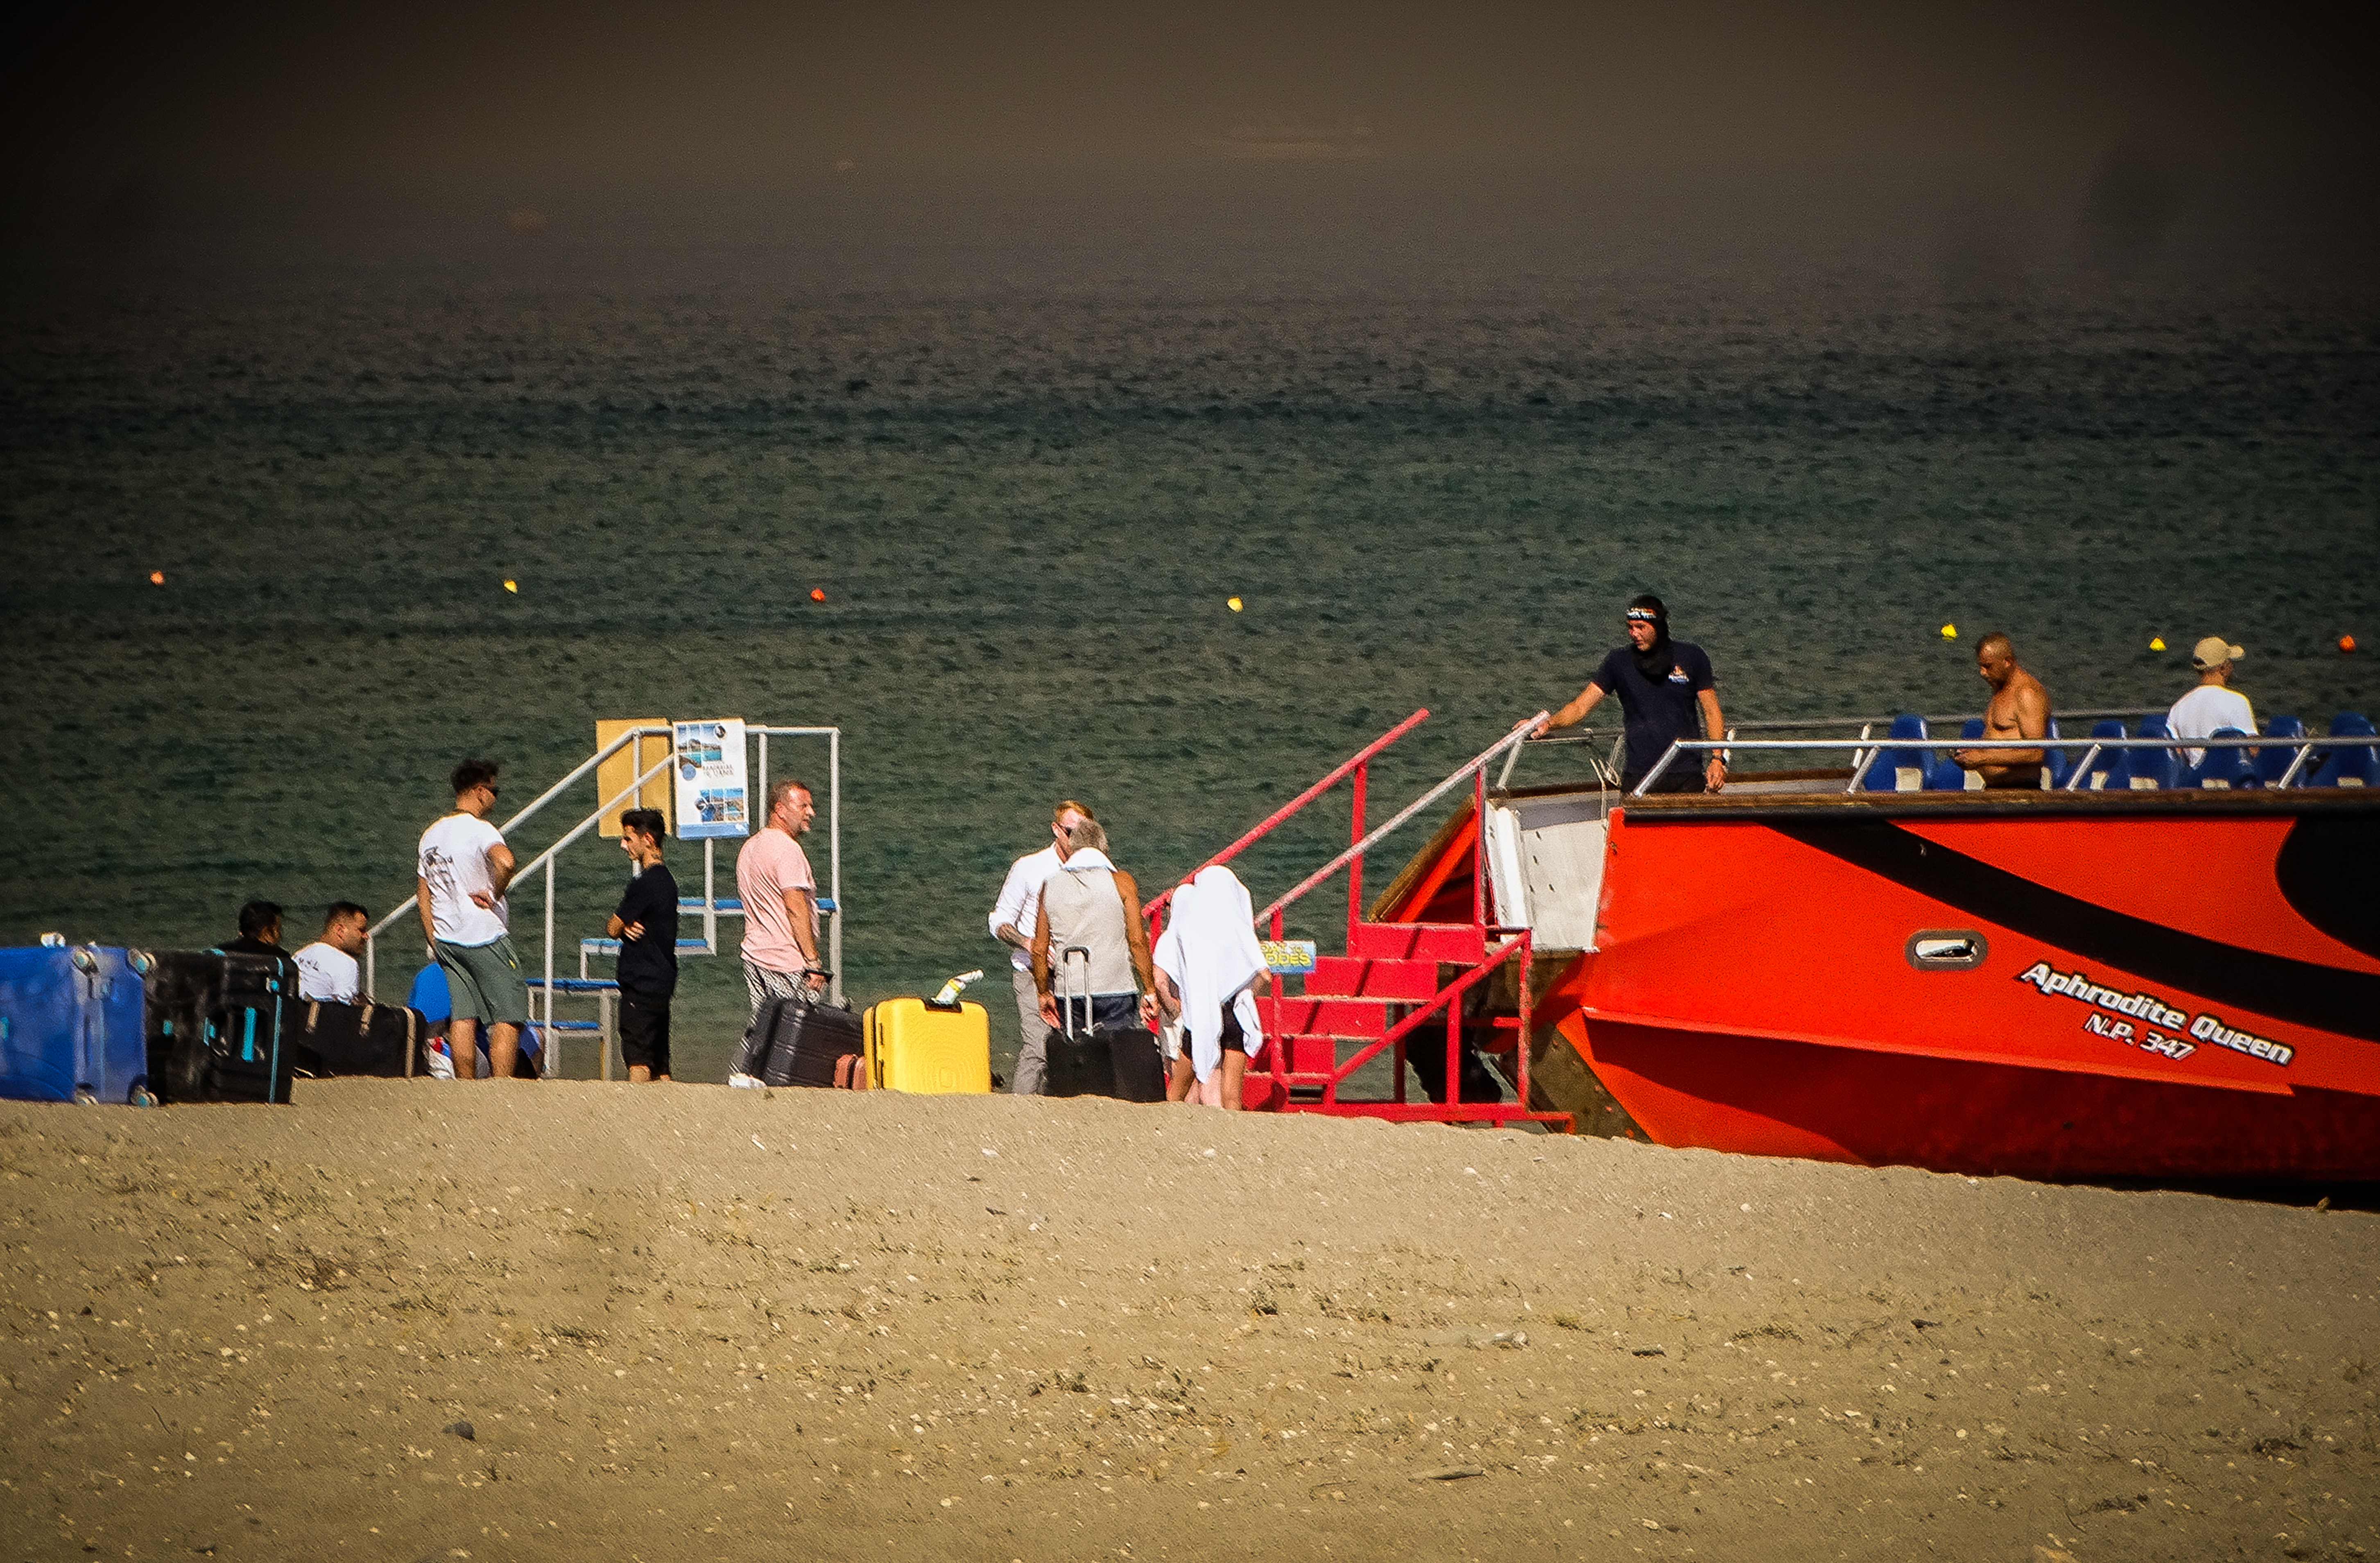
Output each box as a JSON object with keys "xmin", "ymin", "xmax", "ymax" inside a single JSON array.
[
  {"xmin": 416, "ymin": 757, "xmax": 530, "ymax": 1080},
  {"xmin": 1533, "ymin": 594, "xmax": 1728, "ymax": 794}
]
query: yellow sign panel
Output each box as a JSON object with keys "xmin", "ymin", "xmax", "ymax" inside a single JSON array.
[{"xmin": 595, "ymin": 720, "xmax": 673, "ymax": 837}]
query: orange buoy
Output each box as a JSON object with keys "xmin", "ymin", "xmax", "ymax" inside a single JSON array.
[
  {"xmin": 149, "ymin": 570, "xmax": 165, "ymax": 585},
  {"xmin": 810, "ymin": 588, "xmax": 827, "ymax": 603},
  {"xmin": 2344, "ymin": 635, "xmax": 2359, "ymax": 654}
]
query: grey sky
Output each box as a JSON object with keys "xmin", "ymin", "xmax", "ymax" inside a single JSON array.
[{"xmin": 11, "ymin": 2, "xmax": 2366, "ymax": 186}]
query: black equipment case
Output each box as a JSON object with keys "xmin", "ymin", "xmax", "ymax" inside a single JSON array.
[
  {"xmin": 144, "ymin": 949, "xmax": 297, "ymax": 1104},
  {"xmin": 293, "ymin": 1000, "xmax": 431, "ymax": 1078},
  {"xmin": 734, "ymin": 994, "xmax": 862, "ymax": 1088},
  {"xmin": 1041, "ymin": 947, "xmax": 1165, "ymax": 1101}
]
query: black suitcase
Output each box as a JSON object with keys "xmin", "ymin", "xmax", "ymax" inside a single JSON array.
[
  {"xmin": 294, "ymin": 1000, "xmax": 430, "ymax": 1078},
  {"xmin": 1043, "ymin": 947, "xmax": 1165, "ymax": 1101},
  {"xmin": 144, "ymin": 949, "xmax": 297, "ymax": 1104},
  {"xmin": 735, "ymin": 995, "xmax": 862, "ymax": 1088},
  {"xmin": 1043, "ymin": 1025, "xmax": 1166, "ymax": 1101}
]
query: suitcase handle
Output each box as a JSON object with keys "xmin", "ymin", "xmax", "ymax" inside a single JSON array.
[{"xmin": 1058, "ymin": 946, "xmax": 1093, "ymax": 1038}]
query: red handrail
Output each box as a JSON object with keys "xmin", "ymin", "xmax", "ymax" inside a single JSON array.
[{"xmin": 1142, "ymin": 708, "xmax": 1430, "ymax": 924}]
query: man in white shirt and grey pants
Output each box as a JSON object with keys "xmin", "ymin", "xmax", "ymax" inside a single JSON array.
[
  {"xmin": 987, "ymin": 798, "xmax": 1093, "ymax": 1094},
  {"xmin": 417, "ymin": 758, "xmax": 527, "ymax": 1081}
]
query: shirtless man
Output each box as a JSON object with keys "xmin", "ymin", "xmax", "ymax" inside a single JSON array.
[{"xmin": 1954, "ymin": 633, "xmax": 2050, "ymax": 788}]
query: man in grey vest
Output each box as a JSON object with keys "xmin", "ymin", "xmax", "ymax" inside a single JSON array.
[
  {"xmin": 1029, "ymin": 818, "xmax": 1159, "ymax": 1046},
  {"xmin": 988, "ymin": 798, "xmax": 1094, "ymax": 1093}
]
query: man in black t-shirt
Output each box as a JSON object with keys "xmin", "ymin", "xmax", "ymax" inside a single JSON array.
[
  {"xmin": 1532, "ymin": 594, "xmax": 1728, "ymax": 794},
  {"xmin": 606, "ymin": 809, "xmax": 680, "ymax": 1082}
]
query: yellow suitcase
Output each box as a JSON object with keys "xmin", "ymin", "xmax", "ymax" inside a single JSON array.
[{"xmin": 863, "ymin": 998, "xmax": 992, "ymax": 1094}]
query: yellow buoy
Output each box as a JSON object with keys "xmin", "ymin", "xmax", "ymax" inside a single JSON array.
[
  {"xmin": 1939, "ymin": 623, "xmax": 1957, "ymax": 640},
  {"xmin": 503, "ymin": 579, "xmax": 518, "ymax": 594},
  {"xmin": 2149, "ymin": 636, "xmax": 2165, "ymax": 651},
  {"xmin": 1227, "ymin": 596, "xmax": 1244, "ymax": 613}
]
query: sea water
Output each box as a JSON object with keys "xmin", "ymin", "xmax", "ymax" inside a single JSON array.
[{"xmin": 5, "ymin": 218, "xmax": 2375, "ymax": 1082}]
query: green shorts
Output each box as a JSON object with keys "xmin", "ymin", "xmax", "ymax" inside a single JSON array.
[{"xmin": 435, "ymin": 936, "xmax": 531, "ymax": 1027}]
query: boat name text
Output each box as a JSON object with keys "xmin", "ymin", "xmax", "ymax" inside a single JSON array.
[{"xmin": 2013, "ymin": 961, "xmax": 2293, "ymax": 1067}]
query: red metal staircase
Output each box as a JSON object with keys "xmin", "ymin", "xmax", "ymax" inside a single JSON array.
[{"xmin": 1145, "ymin": 709, "xmax": 1570, "ymax": 1130}]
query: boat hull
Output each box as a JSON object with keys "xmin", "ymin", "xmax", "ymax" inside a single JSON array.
[{"xmin": 1566, "ymin": 792, "xmax": 2380, "ymax": 1181}]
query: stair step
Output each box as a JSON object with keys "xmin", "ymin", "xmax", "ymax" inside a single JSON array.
[
  {"xmin": 1303, "ymin": 955, "xmax": 1441, "ymax": 1001},
  {"xmin": 1274, "ymin": 1034, "xmax": 1345, "ymax": 1074},
  {"xmin": 1259, "ymin": 997, "xmax": 1388, "ymax": 1039},
  {"xmin": 1347, "ymin": 921, "xmax": 1486, "ymax": 964}
]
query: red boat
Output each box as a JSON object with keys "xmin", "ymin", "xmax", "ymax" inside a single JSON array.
[
  {"xmin": 1183, "ymin": 711, "xmax": 2380, "ymax": 1182},
  {"xmin": 1534, "ymin": 785, "xmax": 2380, "ymax": 1181}
]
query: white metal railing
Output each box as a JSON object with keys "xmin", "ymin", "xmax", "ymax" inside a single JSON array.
[
  {"xmin": 360, "ymin": 722, "xmax": 846, "ymax": 1074},
  {"xmin": 1253, "ymin": 714, "xmax": 1547, "ymax": 929},
  {"xmin": 1629, "ymin": 733, "xmax": 2375, "ymax": 797},
  {"xmin": 1503, "ymin": 709, "xmax": 2166, "ymax": 793},
  {"xmin": 362, "ymin": 725, "xmax": 671, "ymax": 994}
]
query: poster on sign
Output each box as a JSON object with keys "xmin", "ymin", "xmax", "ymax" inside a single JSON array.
[{"xmin": 671, "ymin": 719, "xmax": 750, "ymax": 839}]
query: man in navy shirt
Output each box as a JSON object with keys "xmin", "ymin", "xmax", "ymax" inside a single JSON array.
[
  {"xmin": 1534, "ymin": 594, "xmax": 1728, "ymax": 793},
  {"xmin": 606, "ymin": 808, "xmax": 680, "ymax": 1082}
]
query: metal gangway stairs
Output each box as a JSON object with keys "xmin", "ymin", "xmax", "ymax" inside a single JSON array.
[
  {"xmin": 1146, "ymin": 708, "xmax": 1571, "ymax": 1130},
  {"xmin": 361, "ymin": 722, "xmax": 842, "ymax": 1078}
]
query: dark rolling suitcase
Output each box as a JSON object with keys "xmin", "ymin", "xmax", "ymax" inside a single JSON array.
[
  {"xmin": 1042, "ymin": 947, "xmax": 1165, "ymax": 1102},
  {"xmin": 145, "ymin": 949, "xmax": 296, "ymax": 1104},
  {"xmin": 0, "ymin": 944, "xmax": 154, "ymax": 1105},
  {"xmin": 294, "ymin": 1000, "xmax": 430, "ymax": 1078},
  {"xmin": 734, "ymin": 994, "xmax": 862, "ymax": 1088}
]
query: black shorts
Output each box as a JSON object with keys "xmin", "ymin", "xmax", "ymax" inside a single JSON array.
[
  {"xmin": 620, "ymin": 991, "xmax": 672, "ymax": 1073},
  {"xmin": 1217, "ymin": 1006, "xmax": 1250, "ymax": 1055}
]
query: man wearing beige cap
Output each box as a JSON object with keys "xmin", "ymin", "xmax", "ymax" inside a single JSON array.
[{"xmin": 2167, "ymin": 636, "xmax": 2257, "ymax": 769}]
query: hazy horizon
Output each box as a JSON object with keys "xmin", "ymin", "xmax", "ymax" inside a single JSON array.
[{"xmin": 8, "ymin": 3, "xmax": 2371, "ymax": 286}]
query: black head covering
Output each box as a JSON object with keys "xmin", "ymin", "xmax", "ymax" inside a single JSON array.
[{"xmin": 1627, "ymin": 594, "xmax": 1671, "ymax": 680}]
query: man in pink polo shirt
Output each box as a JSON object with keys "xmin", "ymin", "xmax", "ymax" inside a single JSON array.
[{"xmin": 736, "ymin": 777, "xmax": 826, "ymax": 1020}]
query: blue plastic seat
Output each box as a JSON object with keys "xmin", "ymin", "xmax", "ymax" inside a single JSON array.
[
  {"xmin": 2081, "ymin": 719, "xmax": 2130, "ymax": 790},
  {"xmin": 1863, "ymin": 713, "xmax": 1932, "ymax": 792},
  {"xmin": 1926, "ymin": 718, "xmax": 1985, "ymax": 790},
  {"xmin": 2131, "ymin": 714, "xmax": 2178, "ymax": 790},
  {"xmin": 2312, "ymin": 712, "xmax": 2377, "ymax": 787},
  {"xmin": 2196, "ymin": 727, "xmax": 2256, "ymax": 788},
  {"xmin": 2256, "ymin": 716, "xmax": 2308, "ymax": 787},
  {"xmin": 2042, "ymin": 717, "xmax": 2071, "ymax": 789}
]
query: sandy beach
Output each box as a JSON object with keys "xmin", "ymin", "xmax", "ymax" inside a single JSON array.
[{"xmin": 4, "ymin": 1081, "xmax": 2374, "ymax": 1563}]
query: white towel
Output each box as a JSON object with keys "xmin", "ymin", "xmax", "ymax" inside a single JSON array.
[{"xmin": 1154, "ymin": 864, "xmax": 1267, "ymax": 1083}]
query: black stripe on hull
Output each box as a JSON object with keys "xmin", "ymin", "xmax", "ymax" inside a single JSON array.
[{"xmin": 1765, "ymin": 817, "xmax": 2380, "ymax": 1045}]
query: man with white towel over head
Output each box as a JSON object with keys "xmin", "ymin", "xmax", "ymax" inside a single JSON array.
[{"xmin": 1154, "ymin": 864, "xmax": 1269, "ymax": 1109}]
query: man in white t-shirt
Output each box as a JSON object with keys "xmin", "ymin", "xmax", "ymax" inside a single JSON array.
[
  {"xmin": 293, "ymin": 901, "xmax": 370, "ymax": 1003},
  {"xmin": 986, "ymin": 798, "xmax": 1092, "ymax": 1095},
  {"xmin": 2168, "ymin": 636, "xmax": 2257, "ymax": 770},
  {"xmin": 416, "ymin": 758, "xmax": 528, "ymax": 1081}
]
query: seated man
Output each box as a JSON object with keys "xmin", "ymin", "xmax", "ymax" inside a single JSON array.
[
  {"xmin": 293, "ymin": 902, "xmax": 370, "ymax": 1003},
  {"xmin": 1952, "ymin": 633, "xmax": 2050, "ymax": 789},
  {"xmin": 222, "ymin": 898, "xmax": 301, "ymax": 979},
  {"xmin": 2167, "ymin": 635, "xmax": 2256, "ymax": 771}
]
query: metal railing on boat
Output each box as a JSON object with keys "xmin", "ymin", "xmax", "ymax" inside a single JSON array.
[
  {"xmin": 1503, "ymin": 709, "xmax": 2166, "ymax": 792},
  {"xmin": 1629, "ymin": 733, "xmax": 2374, "ymax": 796}
]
